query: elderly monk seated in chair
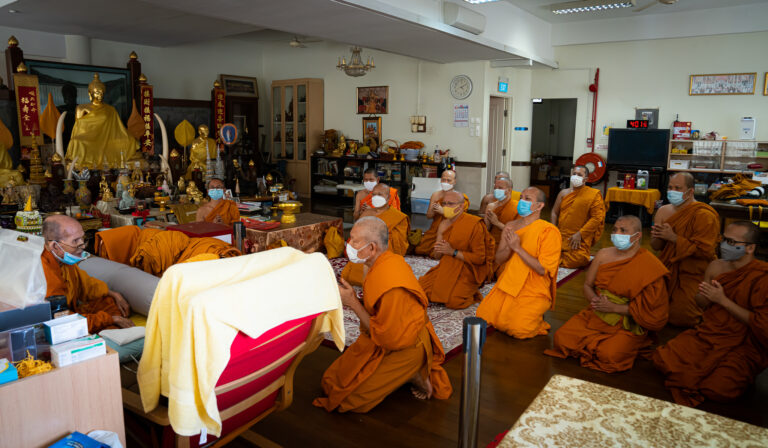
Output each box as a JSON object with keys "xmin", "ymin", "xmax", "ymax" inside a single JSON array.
[
  {"xmin": 194, "ymin": 177, "xmax": 240, "ymax": 226},
  {"xmin": 476, "ymin": 187, "xmax": 561, "ymax": 339},
  {"xmin": 353, "ymin": 168, "xmax": 401, "ymax": 220},
  {"xmin": 314, "ymin": 217, "xmax": 452, "ymax": 412},
  {"xmin": 418, "ymin": 190, "xmax": 494, "ymax": 309},
  {"xmin": 653, "ymin": 221, "xmax": 768, "ymax": 407},
  {"xmin": 341, "ymin": 183, "xmax": 410, "ymax": 286},
  {"xmin": 544, "ymin": 215, "xmax": 669, "ymax": 373},
  {"xmin": 484, "ymin": 177, "xmax": 519, "ymax": 247},
  {"xmin": 551, "ymin": 165, "xmax": 605, "ymax": 269},
  {"xmin": 41, "ymin": 215, "xmax": 135, "ymax": 332}
]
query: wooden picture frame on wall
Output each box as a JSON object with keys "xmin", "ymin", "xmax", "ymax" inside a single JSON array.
[
  {"xmin": 362, "ymin": 116, "xmax": 382, "ymax": 148},
  {"xmin": 764, "ymin": 72, "xmax": 768, "ymax": 96},
  {"xmin": 689, "ymin": 72, "xmax": 756, "ymax": 95},
  {"xmin": 357, "ymin": 86, "xmax": 388, "ymax": 114},
  {"xmin": 219, "ymin": 74, "xmax": 259, "ymax": 98}
]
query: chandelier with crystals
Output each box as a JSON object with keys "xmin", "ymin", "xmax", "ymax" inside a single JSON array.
[{"xmin": 336, "ymin": 46, "xmax": 374, "ymax": 77}]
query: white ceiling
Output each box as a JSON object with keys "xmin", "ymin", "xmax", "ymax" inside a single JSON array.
[{"xmin": 505, "ymin": 0, "xmax": 768, "ymax": 23}]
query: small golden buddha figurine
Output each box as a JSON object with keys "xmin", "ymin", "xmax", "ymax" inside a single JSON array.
[
  {"xmin": 186, "ymin": 181, "xmax": 204, "ymax": 204},
  {"xmin": 1, "ymin": 179, "xmax": 18, "ymax": 205},
  {"xmin": 185, "ymin": 125, "xmax": 217, "ymax": 179},
  {"xmin": 66, "ymin": 73, "xmax": 139, "ymax": 169},
  {"xmin": 99, "ymin": 177, "xmax": 114, "ymax": 202},
  {"xmin": 177, "ymin": 176, "xmax": 186, "ymax": 193}
]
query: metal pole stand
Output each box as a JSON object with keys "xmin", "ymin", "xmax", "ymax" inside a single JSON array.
[
  {"xmin": 233, "ymin": 221, "xmax": 245, "ymax": 253},
  {"xmin": 459, "ymin": 316, "xmax": 487, "ymax": 448}
]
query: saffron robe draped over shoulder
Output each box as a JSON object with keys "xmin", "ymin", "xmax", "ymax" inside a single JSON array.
[
  {"xmin": 341, "ymin": 208, "xmax": 410, "ymax": 286},
  {"xmin": 414, "ymin": 193, "xmax": 470, "ymax": 256},
  {"xmin": 476, "ymin": 219, "xmax": 561, "ymax": 339},
  {"xmin": 656, "ymin": 202, "xmax": 720, "ymax": 327},
  {"xmin": 203, "ymin": 199, "xmax": 240, "ymax": 226},
  {"xmin": 558, "ymin": 186, "xmax": 605, "ymax": 268},
  {"xmin": 418, "ymin": 213, "xmax": 494, "ymax": 309},
  {"xmin": 544, "ymin": 248, "xmax": 669, "ymax": 373},
  {"xmin": 487, "ymin": 198, "xmax": 519, "ymax": 246},
  {"xmin": 360, "ymin": 187, "xmax": 401, "ymax": 211},
  {"xmin": 41, "ymin": 249, "xmax": 121, "ymax": 333},
  {"xmin": 314, "ymin": 251, "xmax": 452, "ymax": 412},
  {"xmin": 652, "ymin": 259, "xmax": 768, "ymax": 407}
]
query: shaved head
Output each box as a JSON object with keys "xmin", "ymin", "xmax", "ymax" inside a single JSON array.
[
  {"xmin": 372, "ymin": 183, "xmax": 390, "ymax": 198},
  {"xmin": 670, "ymin": 172, "xmax": 695, "ymax": 190},
  {"xmin": 43, "ymin": 215, "xmax": 81, "ymax": 242},
  {"xmin": 573, "ymin": 165, "xmax": 589, "ymax": 176},
  {"xmin": 441, "ymin": 170, "xmax": 457, "ymax": 183},
  {"xmin": 616, "ymin": 215, "xmax": 642, "ymax": 234},
  {"xmin": 727, "ymin": 221, "xmax": 760, "ymax": 245},
  {"xmin": 207, "ymin": 177, "xmax": 224, "ymax": 189},
  {"xmin": 443, "ymin": 190, "xmax": 463, "ymax": 204},
  {"xmin": 494, "ymin": 177, "xmax": 512, "ymax": 189},
  {"xmin": 495, "ymin": 171, "xmax": 510, "ymax": 179},
  {"xmin": 354, "ymin": 216, "xmax": 388, "ymax": 248},
  {"xmin": 523, "ymin": 187, "xmax": 547, "ymax": 204}
]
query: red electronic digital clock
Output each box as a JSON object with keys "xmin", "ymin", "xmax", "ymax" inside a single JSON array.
[{"xmin": 627, "ymin": 120, "xmax": 649, "ymax": 128}]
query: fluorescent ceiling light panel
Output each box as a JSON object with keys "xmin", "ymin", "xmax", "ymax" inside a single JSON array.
[
  {"xmin": 463, "ymin": 0, "xmax": 501, "ymax": 4},
  {"xmin": 551, "ymin": 0, "xmax": 635, "ymax": 14}
]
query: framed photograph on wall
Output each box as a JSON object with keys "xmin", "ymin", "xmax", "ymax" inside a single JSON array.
[
  {"xmin": 220, "ymin": 74, "xmax": 259, "ymax": 98},
  {"xmin": 689, "ymin": 73, "xmax": 756, "ymax": 95},
  {"xmin": 357, "ymin": 86, "xmax": 388, "ymax": 114},
  {"xmin": 635, "ymin": 108, "xmax": 659, "ymax": 129},
  {"xmin": 764, "ymin": 72, "xmax": 768, "ymax": 96},
  {"xmin": 362, "ymin": 116, "xmax": 382, "ymax": 148}
]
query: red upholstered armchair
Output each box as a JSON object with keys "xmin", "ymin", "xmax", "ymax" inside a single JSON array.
[{"xmin": 122, "ymin": 312, "xmax": 324, "ymax": 448}]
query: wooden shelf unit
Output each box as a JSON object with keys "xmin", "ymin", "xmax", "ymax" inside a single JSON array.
[{"xmin": 667, "ymin": 139, "xmax": 768, "ymax": 174}]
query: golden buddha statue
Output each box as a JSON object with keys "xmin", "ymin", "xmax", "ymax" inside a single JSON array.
[
  {"xmin": 100, "ymin": 177, "xmax": 114, "ymax": 202},
  {"xmin": 185, "ymin": 124, "xmax": 217, "ymax": 179},
  {"xmin": 0, "ymin": 129, "xmax": 24, "ymax": 186},
  {"xmin": 66, "ymin": 73, "xmax": 139, "ymax": 169},
  {"xmin": 186, "ymin": 181, "xmax": 204, "ymax": 204}
]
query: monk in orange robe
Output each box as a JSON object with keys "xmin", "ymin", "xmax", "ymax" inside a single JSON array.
[
  {"xmin": 551, "ymin": 165, "xmax": 605, "ymax": 268},
  {"xmin": 651, "ymin": 172, "xmax": 720, "ymax": 327},
  {"xmin": 314, "ymin": 217, "xmax": 452, "ymax": 412},
  {"xmin": 478, "ymin": 171, "xmax": 510, "ymax": 216},
  {"xmin": 545, "ymin": 215, "xmax": 669, "ymax": 373},
  {"xmin": 476, "ymin": 187, "xmax": 561, "ymax": 339},
  {"xmin": 418, "ymin": 190, "xmax": 494, "ymax": 309},
  {"xmin": 342, "ymin": 183, "xmax": 410, "ymax": 286},
  {"xmin": 94, "ymin": 224, "xmax": 141, "ymax": 265},
  {"xmin": 653, "ymin": 221, "xmax": 768, "ymax": 407},
  {"xmin": 484, "ymin": 177, "xmax": 519, "ymax": 246},
  {"xmin": 353, "ymin": 168, "xmax": 400, "ymax": 220},
  {"xmin": 130, "ymin": 228, "xmax": 240, "ymax": 276},
  {"xmin": 195, "ymin": 177, "xmax": 240, "ymax": 226},
  {"xmin": 414, "ymin": 170, "xmax": 469, "ymax": 255},
  {"xmin": 40, "ymin": 215, "xmax": 134, "ymax": 332}
]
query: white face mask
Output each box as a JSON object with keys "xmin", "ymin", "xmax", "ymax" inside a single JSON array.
[
  {"xmin": 440, "ymin": 182, "xmax": 454, "ymax": 191},
  {"xmin": 346, "ymin": 242, "xmax": 371, "ymax": 264},
  {"xmin": 371, "ymin": 195, "xmax": 387, "ymax": 208},
  {"xmin": 570, "ymin": 174, "xmax": 584, "ymax": 188},
  {"xmin": 363, "ymin": 181, "xmax": 377, "ymax": 192}
]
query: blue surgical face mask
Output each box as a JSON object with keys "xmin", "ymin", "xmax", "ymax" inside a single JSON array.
[
  {"xmin": 53, "ymin": 242, "xmax": 90, "ymax": 265},
  {"xmin": 667, "ymin": 190, "xmax": 685, "ymax": 206},
  {"xmin": 208, "ymin": 188, "xmax": 224, "ymax": 200},
  {"xmin": 493, "ymin": 189, "xmax": 506, "ymax": 200},
  {"xmin": 611, "ymin": 232, "xmax": 639, "ymax": 251},
  {"xmin": 517, "ymin": 200, "xmax": 534, "ymax": 217}
]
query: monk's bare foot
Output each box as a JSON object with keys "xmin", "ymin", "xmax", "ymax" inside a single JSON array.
[{"xmin": 409, "ymin": 373, "xmax": 433, "ymax": 400}]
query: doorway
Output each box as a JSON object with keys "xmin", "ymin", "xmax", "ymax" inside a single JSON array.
[
  {"xmin": 487, "ymin": 96, "xmax": 511, "ymax": 194},
  {"xmin": 530, "ymin": 98, "xmax": 577, "ymax": 204}
]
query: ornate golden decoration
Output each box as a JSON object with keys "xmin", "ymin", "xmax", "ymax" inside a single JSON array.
[
  {"xmin": 8, "ymin": 35, "xmax": 18, "ymax": 47},
  {"xmin": 129, "ymin": 51, "xmax": 138, "ymax": 59},
  {"xmin": 51, "ymin": 152, "xmax": 63, "ymax": 163},
  {"xmin": 138, "ymin": 73, "xmax": 147, "ymax": 83},
  {"xmin": 16, "ymin": 62, "xmax": 27, "ymax": 73},
  {"xmin": 213, "ymin": 80, "xmax": 222, "ymax": 89}
]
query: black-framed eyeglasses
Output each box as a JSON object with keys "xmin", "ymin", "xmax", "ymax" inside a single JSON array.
[
  {"xmin": 723, "ymin": 237, "xmax": 754, "ymax": 246},
  {"xmin": 56, "ymin": 236, "xmax": 90, "ymax": 251}
]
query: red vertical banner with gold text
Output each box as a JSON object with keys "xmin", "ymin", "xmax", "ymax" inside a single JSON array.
[
  {"xmin": 13, "ymin": 73, "xmax": 44, "ymax": 147},
  {"xmin": 214, "ymin": 87, "xmax": 226, "ymax": 144},
  {"xmin": 140, "ymin": 84, "xmax": 154, "ymax": 153}
]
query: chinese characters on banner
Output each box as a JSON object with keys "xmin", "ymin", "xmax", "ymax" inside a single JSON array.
[
  {"xmin": 214, "ymin": 87, "xmax": 226, "ymax": 144},
  {"xmin": 13, "ymin": 72, "xmax": 45, "ymax": 147},
  {"xmin": 140, "ymin": 84, "xmax": 154, "ymax": 153}
]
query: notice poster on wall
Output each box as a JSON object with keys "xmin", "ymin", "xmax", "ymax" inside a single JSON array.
[{"xmin": 453, "ymin": 104, "xmax": 469, "ymax": 127}]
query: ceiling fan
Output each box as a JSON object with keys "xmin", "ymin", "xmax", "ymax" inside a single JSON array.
[
  {"xmin": 634, "ymin": 0, "xmax": 678, "ymax": 13},
  {"xmin": 288, "ymin": 36, "xmax": 321, "ymax": 48}
]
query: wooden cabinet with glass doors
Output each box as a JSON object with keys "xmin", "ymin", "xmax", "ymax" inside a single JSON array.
[{"xmin": 270, "ymin": 78, "xmax": 323, "ymax": 197}]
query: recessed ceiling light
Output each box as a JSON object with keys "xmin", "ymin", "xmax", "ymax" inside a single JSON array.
[
  {"xmin": 551, "ymin": 0, "xmax": 635, "ymax": 15},
  {"xmin": 463, "ymin": 0, "xmax": 500, "ymax": 4},
  {"xmin": 8, "ymin": 9, "xmax": 18, "ymax": 13}
]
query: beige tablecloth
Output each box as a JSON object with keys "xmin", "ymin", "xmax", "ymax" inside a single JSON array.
[
  {"xmin": 499, "ymin": 375, "xmax": 768, "ymax": 448},
  {"xmin": 245, "ymin": 213, "xmax": 342, "ymax": 253},
  {"xmin": 604, "ymin": 187, "xmax": 660, "ymax": 214}
]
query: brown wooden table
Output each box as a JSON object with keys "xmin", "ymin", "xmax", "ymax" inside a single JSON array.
[{"xmin": 245, "ymin": 212, "xmax": 342, "ymax": 253}]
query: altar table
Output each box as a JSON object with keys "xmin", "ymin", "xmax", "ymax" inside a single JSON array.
[
  {"xmin": 497, "ymin": 375, "xmax": 768, "ymax": 448},
  {"xmin": 245, "ymin": 212, "xmax": 342, "ymax": 253},
  {"xmin": 604, "ymin": 187, "xmax": 660, "ymax": 214}
]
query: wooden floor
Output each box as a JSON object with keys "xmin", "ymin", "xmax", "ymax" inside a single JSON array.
[{"xmin": 226, "ymin": 223, "xmax": 768, "ymax": 447}]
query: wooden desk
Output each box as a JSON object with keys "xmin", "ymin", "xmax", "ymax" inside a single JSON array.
[
  {"xmin": 245, "ymin": 212, "xmax": 342, "ymax": 253},
  {"xmin": 498, "ymin": 375, "xmax": 768, "ymax": 447},
  {"xmin": 0, "ymin": 349, "xmax": 126, "ymax": 448}
]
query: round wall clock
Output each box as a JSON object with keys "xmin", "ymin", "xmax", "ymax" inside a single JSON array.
[{"xmin": 450, "ymin": 74, "xmax": 473, "ymax": 100}]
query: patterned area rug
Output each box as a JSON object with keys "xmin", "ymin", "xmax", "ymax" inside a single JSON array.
[{"xmin": 324, "ymin": 256, "xmax": 584, "ymax": 357}]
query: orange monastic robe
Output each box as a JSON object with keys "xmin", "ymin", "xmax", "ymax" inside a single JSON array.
[
  {"xmin": 657, "ymin": 202, "xmax": 720, "ymax": 327},
  {"xmin": 95, "ymin": 225, "xmax": 142, "ymax": 265},
  {"xmin": 652, "ymin": 259, "xmax": 768, "ymax": 407},
  {"xmin": 558, "ymin": 186, "xmax": 605, "ymax": 268},
  {"xmin": 360, "ymin": 187, "xmax": 401, "ymax": 211},
  {"xmin": 204, "ymin": 199, "xmax": 240, "ymax": 226},
  {"xmin": 41, "ymin": 249, "xmax": 121, "ymax": 333},
  {"xmin": 544, "ymin": 248, "xmax": 669, "ymax": 373},
  {"xmin": 418, "ymin": 213, "xmax": 494, "ymax": 309},
  {"xmin": 129, "ymin": 228, "xmax": 241, "ymax": 276},
  {"xmin": 341, "ymin": 208, "xmax": 410, "ymax": 286},
  {"xmin": 314, "ymin": 251, "xmax": 452, "ymax": 412},
  {"xmin": 488, "ymin": 198, "xmax": 519, "ymax": 246},
  {"xmin": 476, "ymin": 220, "xmax": 561, "ymax": 339},
  {"xmin": 414, "ymin": 193, "xmax": 470, "ymax": 256}
]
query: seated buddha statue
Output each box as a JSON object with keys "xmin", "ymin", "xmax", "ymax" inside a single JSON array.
[
  {"xmin": 185, "ymin": 124, "xmax": 217, "ymax": 179},
  {"xmin": 0, "ymin": 141, "xmax": 24, "ymax": 187},
  {"xmin": 65, "ymin": 73, "xmax": 139, "ymax": 169}
]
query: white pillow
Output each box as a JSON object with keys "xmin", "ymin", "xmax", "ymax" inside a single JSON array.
[{"xmin": 79, "ymin": 256, "xmax": 159, "ymax": 316}]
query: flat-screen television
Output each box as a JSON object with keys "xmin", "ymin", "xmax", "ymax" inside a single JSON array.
[{"xmin": 607, "ymin": 128, "xmax": 670, "ymax": 168}]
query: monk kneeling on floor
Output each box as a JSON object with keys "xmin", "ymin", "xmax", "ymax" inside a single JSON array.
[
  {"xmin": 419, "ymin": 190, "xmax": 495, "ymax": 309},
  {"xmin": 483, "ymin": 177, "xmax": 519, "ymax": 247},
  {"xmin": 551, "ymin": 165, "xmax": 605, "ymax": 269},
  {"xmin": 476, "ymin": 187, "xmax": 561, "ymax": 339},
  {"xmin": 652, "ymin": 221, "xmax": 768, "ymax": 407},
  {"xmin": 195, "ymin": 177, "xmax": 240, "ymax": 226},
  {"xmin": 544, "ymin": 215, "xmax": 669, "ymax": 373},
  {"xmin": 341, "ymin": 183, "xmax": 410, "ymax": 286},
  {"xmin": 479, "ymin": 171, "xmax": 520, "ymax": 215},
  {"xmin": 314, "ymin": 217, "xmax": 452, "ymax": 412},
  {"xmin": 41, "ymin": 215, "xmax": 134, "ymax": 333}
]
